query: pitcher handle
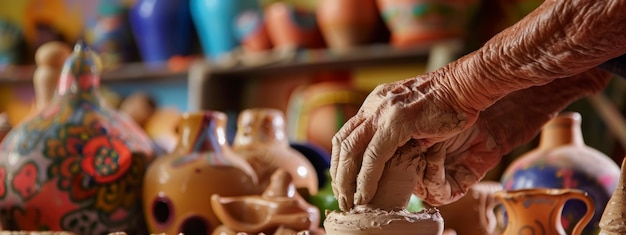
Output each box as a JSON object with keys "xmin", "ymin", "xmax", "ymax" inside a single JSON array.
[{"xmin": 565, "ymin": 190, "xmax": 595, "ymax": 235}]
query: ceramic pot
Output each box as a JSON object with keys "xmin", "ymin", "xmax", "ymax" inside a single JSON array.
[
  {"xmin": 190, "ymin": 0, "xmax": 260, "ymax": 60},
  {"xmin": 234, "ymin": 7, "xmax": 273, "ymax": 53},
  {"xmin": 316, "ymin": 0, "xmax": 378, "ymax": 52},
  {"xmin": 436, "ymin": 181, "xmax": 503, "ymax": 235},
  {"xmin": 232, "ymin": 108, "xmax": 319, "ymax": 196},
  {"xmin": 495, "ymin": 188, "xmax": 595, "ymax": 235},
  {"xmin": 264, "ymin": 2, "xmax": 325, "ymax": 51},
  {"xmin": 143, "ymin": 111, "xmax": 258, "ymax": 235},
  {"xmin": 599, "ymin": 158, "xmax": 626, "ymax": 235},
  {"xmin": 0, "ymin": 43, "xmax": 156, "ymax": 234},
  {"xmin": 0, "ymin": 19, "xmax": 23, "ymax": 65},
  {"xmin": 129, "ymin": 0, "xmax": 194, "ymax": 63},
  {"xmin": 500, "ymin": 112, "xmax": 621, "ymax": 234},
  {"xmin": 376, "ymin": 0, "xmax": 480, "ymax": 48}
]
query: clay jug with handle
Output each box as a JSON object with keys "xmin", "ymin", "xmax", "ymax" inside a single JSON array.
[
  {"xmin": 495, "ymin": 188, "xmax": 595, "ymax": 235},
  {"xmin": 143, "ymin": 111, "xmax": 258, "ymax": 235},
  {"xmin": 500, "ymin": 112, "xmax": 621, "ymax": 234}
]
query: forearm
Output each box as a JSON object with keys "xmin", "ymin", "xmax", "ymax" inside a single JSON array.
[
  {"xmin": 479, "ymin": 68, "xmax": 611, "ymax": 155},
  {"xmin": 438, "ymin": 0, "xmax": 626, "ymax": 113}
]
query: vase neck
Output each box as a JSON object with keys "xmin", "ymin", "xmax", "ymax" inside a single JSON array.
[
  {"xmin": 56, "ymin": 42, "xmax": 103, "ymax": 100},
  {"xmin": 233, "ymin": 109, "xmax": 289, "ymax": 147},
  {"xmin": 176, "ymin": 112, "xmax": 230, "ymax": 154},
  {"xmin": 538, "ymin": 112, "xmax": 584, "ymax": 149}
]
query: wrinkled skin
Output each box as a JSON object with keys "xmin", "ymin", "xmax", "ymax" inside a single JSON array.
[{"xmin": 331, "ymin": 0, "xmax": 626, "ymax": 211}]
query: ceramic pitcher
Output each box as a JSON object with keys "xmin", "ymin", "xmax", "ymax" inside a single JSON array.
[{"xmin": 495, "ymin": 188, "xmax": 595, "ymax": 235}]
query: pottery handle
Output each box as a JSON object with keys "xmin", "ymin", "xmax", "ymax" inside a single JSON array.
[{"xmin": 566, "ymin": 190, "xmax": 595, "ymax": 235}]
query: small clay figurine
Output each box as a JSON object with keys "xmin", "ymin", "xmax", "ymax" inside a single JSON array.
[{"xmin": 211, "ymin": 169, "xmax": 322, "ymax": 235}]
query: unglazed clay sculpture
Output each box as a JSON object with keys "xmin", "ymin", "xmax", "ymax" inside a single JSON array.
[
  {"xmin": 211, "ymin": 169, "xmax": 321, "ymax": 235},
  {"xmin": 232, "ymin": 108, "xmax": 319, "ymax": 195},
  {"xmin": 0, "ymin": 42, "xmax": 155, "ymax": 234},
  {"xmin": 143, "ymin": 111, "xmax": 258, "ymax": 235},
  {"xmin": 324, "ymin": 141, "xmax": 444, "ymax": 235},
  {"xmin": 436, "ymin": 181, "xmax": 502, "ymax": 235},
  {"xmin": 494, "ymin": 188, "xmax": 595, "ymax": 235},
  {"xmin": 599, "ymin": 158, "xmax": 626, "ymax": 235}
]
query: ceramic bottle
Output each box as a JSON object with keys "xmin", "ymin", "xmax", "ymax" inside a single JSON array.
[
  {"xmin": 0, "ymin": 43, "xmax": 155, "ymax": 234},
  {"xmin": 500, "ymin": 112, "xmax": 621, "ymax": 234},
  {"xmin": 143, "ymin": 111, "xmax": 258, "ymax": 235},
  {"xmin": 232, "ymin": 108, "xmax": 319, "ymax": 196}
]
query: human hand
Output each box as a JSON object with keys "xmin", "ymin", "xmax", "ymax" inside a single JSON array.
[
  {"xmin": 330, "ymin": 75, "xmax": 481, "ymax": 211},
  {"xmin": 331, "ymin": 68, "xmax": 610, "ymax": 209}
]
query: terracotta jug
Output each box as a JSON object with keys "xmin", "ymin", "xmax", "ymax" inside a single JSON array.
[
  {"xmin": 0, "ymin": 43, "xmax": 155, "ymax": 234},
  {"xmin": 500, "ymin": 112, "xmax": 621, "ymax": 234},
  {"xmin": 495, "ymin": 188, "xmax": 595, "ymax": 235},
  {"xmin": 143, "ymin": 111, "xmax": 258, "ymax": 235},
  {"xmin": 232, "ymin": 108, "xmax": 318, "ymax": 196},
  {"xmin": 599, "ymin": 158, "xmax": 626, "ymax": 235}
]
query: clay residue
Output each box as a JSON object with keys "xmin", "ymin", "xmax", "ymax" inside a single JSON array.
[{"xmin": 324, "ymin": 207, "xmax": 443, "ymax": 234}]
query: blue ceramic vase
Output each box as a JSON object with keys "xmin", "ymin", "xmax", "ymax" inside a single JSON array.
[{"xmin": 130, "ymin": 0, "xmax": 194, "ymax": 63}]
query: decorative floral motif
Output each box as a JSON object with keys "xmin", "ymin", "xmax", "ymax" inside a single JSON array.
[
  {"xmin": 81, "ymin": 136, "xmax": 132, "ymax": 184},
  {"xmin": 12, "ymin": 162, "xmax": 39, "ymax": 200}
]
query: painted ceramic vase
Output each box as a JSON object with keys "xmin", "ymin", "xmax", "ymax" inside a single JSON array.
[
  {"xmin": 234, "ymin": 6, "xmax": 273, "ymax": 53},
  {"xmin": 190, "ymin": 0, "xmax": 260, "ymax": 60},
  {"xmin": 232, "ymin": 108, "xmax": 319, "ymax": 196},
  {"xmin": 316, "ymin": 0, "xmax": 379, "ymax": 52},
  {"xmin": 129, "ymin": 0, "xmax": 194, "ymax": 63},
  {"xmin": 143, "ymin": 111, "xmax": 258, "ymax": 235},
  {"xmin": 0, "ymin": 43, "xmax": 155, "ymax": 234},
  {"xmin": 501, "ymin": 112, "xmax": 621, "ymax": 234},
  {"xmin": 376, "ymin": 0, "xmax": 480, "ymax": 48},
  {"xmin": 211, "ymin": 169, "xmax": 321, "ymax": 234},
  {"xmin": 494, "ymin": 188, "xmax": 595, "ymax": 235}
]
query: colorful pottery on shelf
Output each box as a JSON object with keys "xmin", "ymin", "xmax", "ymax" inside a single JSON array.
[
  {"xmin": 0, "ymin": 19, "xmax": 23, "ymax": 65},
  {"xmin": 211, "ymin": 169, "xmax": 321, "ymax": 234},
  {"xmin": 376, "ymin": 0, "xmax": 480, "ymax": 48},
  {"xmin": 264, "ymin": 2, "xmax": 325, "ymax": 51},
  {"xmin": 129, "ymin": 0, "xmax": 194, "ymax": 63},
  {"xmin": 0, "ymin": 43, "xmax": 156, "ymax": 234},
  {"xmin": 85, "ymin": 1, "xmax": 136, "ymax": 68},
  {"xmin": 316, "ymin": 0, "xmax": 379, "ymax": 52},
  {"xmin": 494, "ymin": 188, "xmax": 595, "ymax": 235},
  {"xmin": 190, "ymin": 0, "xmax": 261, "ymax": 60},
  {"xmin": 143, "ymin": 111, "xmax": 258, "ymax": 235},
  {"xmin": 500, "ymin": 112, "xmax": 621, "ymax": 234},
  {"xmin": 234, "ymin": 7, "xmax": 273, "ymax": 53},
  {"xmin": 232, "ymin": 108, "xmax": 319, "ymax": 196}
]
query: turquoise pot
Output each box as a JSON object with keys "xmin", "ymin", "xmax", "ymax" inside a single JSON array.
[{"xmin": 190, "ymin": 0, "xmax": 260, "ymax": 60}]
